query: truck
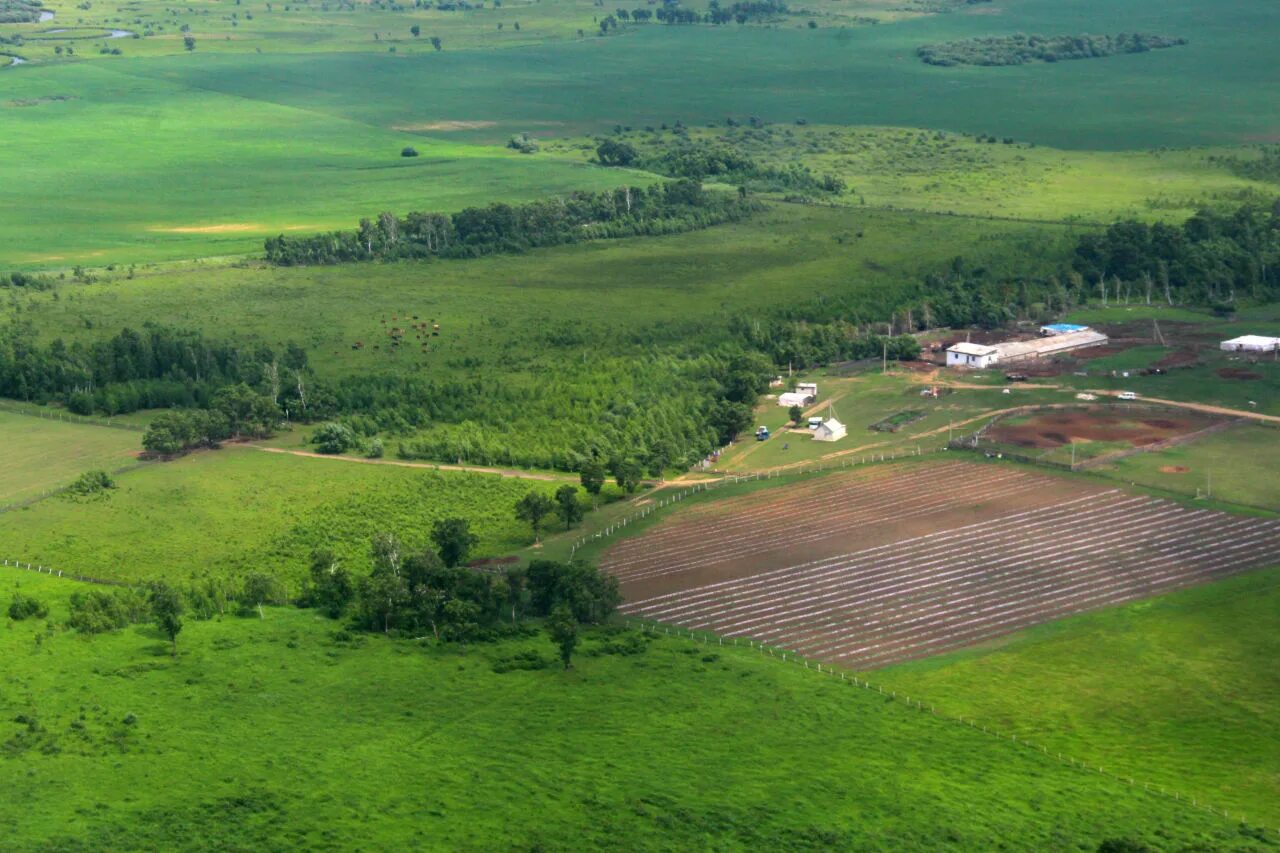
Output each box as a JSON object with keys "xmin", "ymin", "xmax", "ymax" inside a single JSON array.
[{"xmin": 755, "ymin": 426, "xmax": 770, "ymax": 441}]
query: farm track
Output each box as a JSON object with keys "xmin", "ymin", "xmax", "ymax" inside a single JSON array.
[{"xmin": 607, "ymin": 463, "xmax": 1280, "ymax": 669}]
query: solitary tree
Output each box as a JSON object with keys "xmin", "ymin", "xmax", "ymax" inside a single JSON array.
[
  {"xmin": 613, "ymin": 459, "xmax": 643, "ymax": 494},
  {"xmin": 546, "ymin": 603, "xmax": 578, "ymax": 669},
  {"xmin": 429, "ymin": 36, "xmax": 442, "ymax": 50},
  {"xmin": 515, "ymin": 491, "xmax": 556, "ymax": 543},
  {"xmin": 307, "ymin": 549, "xmax": 354, "ymax": 618},
  {"xmin": 789, "ymin": 404, "xmax": 803, "ymax": 425},
  {"xmin": 150, "ymin": 581, "xmax": 184, "ymax": 657},
  {"xmin": 410, "ymin": 24, "xmax": 420, "ymax": 36},
  {"xmin": 554, "ymin": 484, "xmax": 584, "ymax": 530},
  {"xmin": 579, "ymin": 461, "xmax": 606, "ymax": 507},
  {"xmin": 431, "ymin": 517, "xmax": 478, "ymax": 568},
  {"xmin": 183, "ymin": 35, "xmax": 196, "ymax": 51}
]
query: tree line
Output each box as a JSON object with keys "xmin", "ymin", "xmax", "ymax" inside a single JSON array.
[
  {"xmin": 596, "ymin": 138, "xmax": 846, "ymax": 197},
  {"xmin": 0, "ymin": 323, "xmax": 309, "ymax": 418},
  {"xmin": 263, "ymin": 181, "xmax": 759, "ymax": 266},
  {"xmin": 9, "ymin": 525, "xmax": 620, "ymax": 668},
  {"xmin": 918, "ymin": 32, "xmax": 1187, "ymax": 67}
]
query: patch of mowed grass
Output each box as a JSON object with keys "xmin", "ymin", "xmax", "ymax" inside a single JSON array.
[
  {"xmin": 0, "ymin": 568, "xmax": 1262, "ymax": 851},
  {"xmin": 6, "ymin": 205, "xmax": 1068, "ymax": 377},
  {"xmin": 0, "ymin": 448, "xmax": 556, "ymax": 586},
  {"xmin": 873, "ymin": 566, "xmax": 1280, "ymax": 828},
  {"xmin": 0, "ymin": 412, "xmax": 142, "ymax": 505},
  {"xmin": 1092, "ymin": 423, "xmax": 1280, "ymax": 510},
  {"xmin": 0, "ymin": 62, "xmax": 646, "ymax": 268}
]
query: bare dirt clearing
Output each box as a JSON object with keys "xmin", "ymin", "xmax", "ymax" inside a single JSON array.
[
  {"xmin": 606, "ymin": 460, "xmax": 1280, "ymax": 670},
  {"xmin": 986, "ymin": 409, "xmax": 1217, "ymax": 450}
]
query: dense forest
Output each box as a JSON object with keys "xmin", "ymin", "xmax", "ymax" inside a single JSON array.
[
  {"xmin": 264, "ymin": 181, "xmax": 758, "ymax": 266},
  {"xmin": 918, "ymin": 33, "xmax": 1187, "ymax": 67},
  {"xmin": 1072, "ymin": 203, "xmax": 1280, "ymax": 305}
]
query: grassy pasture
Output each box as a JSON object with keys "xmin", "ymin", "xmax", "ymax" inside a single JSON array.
[
  {"xmin": 0, "ymin": 567, "xmax": 1265, "ymax": 850},
  {"xmin": 549, "ymin": 125, "xmax": 1279, "ymax": 225},
  {"xmin": 0, "ymin": 447, "xmax": 557, "ymax": 586},
  {"xmin": 104, "ymin": 2, "xmax": 1280, "ymax": 151},
  {"xmin": 873, "ymin": 565, "xmax": 1280, "ymax": 828},
  {"xmin": 0, "ymin": 62, "xmax": 648, "ymax": 267},
  {"xmin": 0, "ymin": 411, "xmax": 141, "ymax": 505},
  {"xmin": 4, "ymin": 205, "xmax": 1068, "ymax": 377},
  {"xmin": 1092, "ymin": 423, "xmax": 1280, "ymax": 510}
]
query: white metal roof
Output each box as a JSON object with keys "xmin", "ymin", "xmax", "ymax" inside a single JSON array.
[
  {"xmin": 947, "ymin": 342, "xmax": 998, "ymax": 356},
  {"xmin": 1222, "ymin": 335, "xmax": 1280, "ymax": 347},
  {"xmin": 993, "ymin": 330, "xmax": 1108, "ymax": 360}
]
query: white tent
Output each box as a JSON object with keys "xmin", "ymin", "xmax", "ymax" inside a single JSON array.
[
  {"xmin": 778, "ymin": 391, "xmax": 815, "ymax": 408},
  {"xmin": 1220, "ymin": 335, "xmax": 1280, "ymax": 353},
  {"xmin": 813, "ymin": 417, "xmax": 846, "ymax": 442}
]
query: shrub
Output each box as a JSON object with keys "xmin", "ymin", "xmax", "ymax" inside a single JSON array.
[
  {"xmin": 311, "ymin": 422, "xmax": 356, "ymax": 454},
  {"xmin": 8, "ymin": 593, "xmax": 48, "ymax": 621},
  {"xmin": 401, "ymin": 146, "xmax": 419, "ymax": 158}
]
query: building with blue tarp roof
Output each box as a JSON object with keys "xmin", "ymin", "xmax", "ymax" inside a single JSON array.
[{"xmin": 1039, "ymin": 323, "xmax": 1089, "ymax": 336}]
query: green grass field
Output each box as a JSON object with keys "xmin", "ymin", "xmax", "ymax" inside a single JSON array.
[
  {"xmin": 0, "ymin": 410, "xmax": 143, "ymax": 506},
  {"xmin": 4, "ymin": 206, "xmax": 1066, "ymax": 376},
  {"xmin": 873, "ymin": 566, "xmax": 1280, "ymax": 829},
  {"xmin": 1092, "ymin": 423, "xmax": 1280, "ymax": 510},
  {"xmin": 547, "ymin": 125, "xmax": 1279, "ymax": 225},
  {"xmin": 0, "ymin": 448, "xmax": 558, "ymax": 587},
  {"xmin": 0, "ymin": 61, "xmax": 646, "ymax": 267},
  {"xmin": 0, "ymin": 566, "xmax": 1267, "ymax": 850}
]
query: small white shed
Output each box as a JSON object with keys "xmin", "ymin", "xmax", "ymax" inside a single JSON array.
[
  {"xmin": 813, "ymin": 417, "xmax": 846, "ymax": 442},
  {"xmin": 1220, "ymin": 335, "xmax": 1280, "ymax": 353},
  {"xmin": 946, "ymin": 342, "xmax": 999, "ymax": 369}
]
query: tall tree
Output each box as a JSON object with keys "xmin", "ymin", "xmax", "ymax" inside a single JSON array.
[
  {"xmin": 431, "ymin": 518, "xmax": 478, "ymax": 568},
  {"xmin": 515, "ymin": 491, "xmax": 556, "ymax": 542},
  {"xmin": 149, "ymin": 581, "xmax": 184, "ymax": 657},
  {"xmin": 554, "ymin": 484, "xmax": 584, "ymax": 530},
  {"xmin": 579, "ymin": 461, "xmax": 606, "ymax": 507},
  {"xmin": 546, "ymin": 604, "xmax": 578, "ymax": 669}
]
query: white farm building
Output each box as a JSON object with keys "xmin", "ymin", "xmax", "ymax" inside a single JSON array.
[
  {"xmin": 1220, "ymin": 335, "xmax": 1280, "ymax": 353},
  {"xmin": 946, "ymin": 329, "xmax": 1108, "ymax": 369},
  {"xmin": 946, "ymin": 342, "xmax": 999, "ymax": 369}
]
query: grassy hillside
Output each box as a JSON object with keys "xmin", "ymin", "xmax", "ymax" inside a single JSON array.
[
  {"xmin": 873, "ymin": 566, "xmax": 1280, "ymax": 829},
  {"xmin": 0, "ymin": 567, "xmax": 1264, "ymax": 850},
  {"xmin": 0, "ymin": 448, "xmax": 559, "ymax": 587},
  {"xmin": 0, "ymin": 410, "xmax": 142, "ymax": 506}
]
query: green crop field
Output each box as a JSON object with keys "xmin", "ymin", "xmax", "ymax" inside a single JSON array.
[
  {"xmin": 0, "ymin": 448, "xmax": 557, "ymax": 587},
  {"xmin": 0, "ymin": 410, "xmax": 142, "ymax": 505},
  {"xmin": 0, "ymin": 566, "xmax": 1267, "ymax": 850},
  {"xmin": 873, "ymin": 566, "xmax": 1280, "ymax": 828}
]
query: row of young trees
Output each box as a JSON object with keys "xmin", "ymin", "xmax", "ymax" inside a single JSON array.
[
  {"xmin": 263, "ymin": 181, "xmax": 759, "ymax": 266},
  {"xmin": 0, "ymin": 323, "xmax": 309, "ymax": 417}
]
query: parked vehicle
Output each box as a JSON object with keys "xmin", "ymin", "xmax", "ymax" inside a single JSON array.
[
  {"xmin": 755, "ymin": 426, "xmax": 770, "ymax": 441},
  {"xmin": 807, "ymin": 417, "xmax": 823, "ymax": 429},
  {"xmin": 1117, "ymin": 391, "xmax": 1137, "ymax": 401}
]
